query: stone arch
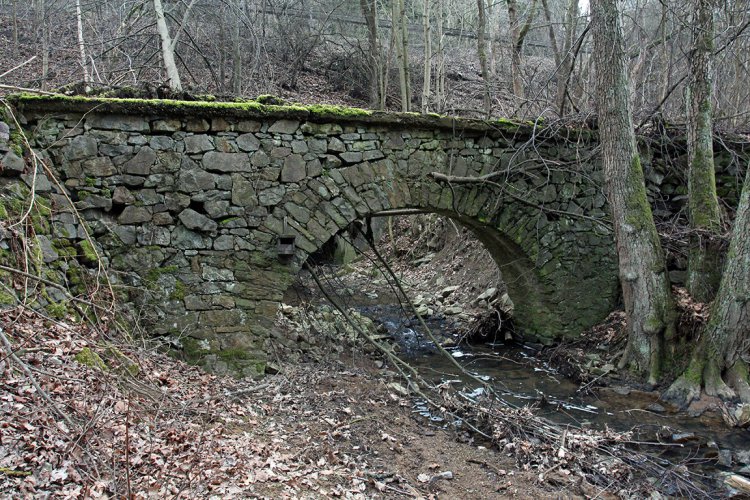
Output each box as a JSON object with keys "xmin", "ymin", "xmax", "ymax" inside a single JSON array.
[{"xmin": 257, "ymin": 150, "xmax": 619, "ymax": 346}]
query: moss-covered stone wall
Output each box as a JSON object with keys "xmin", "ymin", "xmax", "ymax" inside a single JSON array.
[{"xmin": 4, "ymin": 96, "xmax": 742, "ymax": 376}]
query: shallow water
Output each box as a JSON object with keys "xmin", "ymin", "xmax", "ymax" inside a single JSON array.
[{"xmin": 359, "ymin": 304, "xmax": 750, "ymax": 477}]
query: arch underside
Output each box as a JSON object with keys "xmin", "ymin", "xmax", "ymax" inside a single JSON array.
[{"xmin": 272, "ymin": 171, "xmax": 619, "ymax": 346}]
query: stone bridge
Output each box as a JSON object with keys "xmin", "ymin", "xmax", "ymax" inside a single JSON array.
[{"xmin": 7, "ymin": 96, "xmax": 621, "ymax": 375}]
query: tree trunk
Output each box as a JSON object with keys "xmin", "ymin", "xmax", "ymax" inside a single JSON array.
[
  {"xmin": 12, "ymin": 0, "xmax": 19, "ymax": 56},
  {"xmin": 435, "ymin": 0, "xmax": 446, "ymax": 111},
  {"xmin": 557, "ymin": 0, "xmax": 578, "ymax": 116},
  {"xmin": 400, "ymin": 0, "xmax": 411, "ymax": 111},
  {"xmin": 591, "ymin": 0, "xmax": 676, "ymax": 386},
  {"xmin": 361, "ymin": 0, "xmax": 383, "ymax": 109},
  {"xmin": 541, "ymin": 0, "xmax": 560, "ymax": 67},
  {"xmin": 153, "ymin": 0, "xmax": 183, "ymax": 91},
  {"xmin": 665, "ymin": 165, "xmax": 750, "ymax": 405},
  {"xmin": 421, "ymin": 0, "xmax": 432, "ymax": 113},
  {"xmin": 686, "ymin": 0, "xmax": 723, "ymax": 302},
  {"xmin": 477, "ymin": 0, "xmax": 491, "ymax": 116},
  {"xmin": 393, "ymin": 0, "xmax": 411, "ymax": 112},
  {"xmin": 230, "ymin": 0, "xmax": 243, "ymax": 95},
  {"xmin": 76, "ymin": 0, "xmax": 91, "ymax": 90},
  {"xmin": 506, "ymin": 0, "xmax": 537, "ymax": 104},
  {"xmin": 39, "ymin": 0, "xmax": 49, "ymax": 91}
]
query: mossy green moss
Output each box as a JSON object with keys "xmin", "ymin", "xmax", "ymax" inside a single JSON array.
[
  {"xmin": 46, "ymin": 301, "xmax": 68, "ymax": 319},
  {"xmin": 0, "ymin": 289, "xmax": 17, "ymax": 305},
  {"xmin": 0, "ymin": 202, "xmax": 7, "ymax": 220},
  {"xmin": 75, "ymin": 347, "xmax": 108, "ymax": 371},
  {"xmin": 170, "ymin": 279, "xmax": 186, "ymax": 301},
  {"xmin": 79, "ymin": 240, "xmax": 98, "ymax": 263},
  {"xmin": 146, "ymin": 265, "xmax": 178, "ymax": 283}
]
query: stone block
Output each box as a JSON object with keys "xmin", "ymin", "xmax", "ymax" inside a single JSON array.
[
  {"xmin": 237, "ymin": 120, "xmax": 261, "ymax": 133},
  {"xmin": 179, "ymin": 208, "xmax": 218, "ymax": 233},
  {"xmin": 152, "ymin": 119, "xmax": 182, "ymax": 132},
  {"xmin": 203, "ymin": 151, "xmax": 251, "ymax": 173},
  {"xmin": 280, "ymin": 154, "xmax": 306, "ymax": 183},
  {"xmin": 268, "ymin": 119, "xmax": 300, "ymax": 134},
  {"xmin": 186, "ymin": 119, "xmax": 210, "ymax": 132},
  {"xmin": 87, "ymin": 114, "xmax": 149, "ymax": 132},
  {"xmin": 184, "ymin": 134, "xmax": 214, "ymax": 154},
  {"xmin": 149, "ymin": 136, "xmax": 175, "ymax": 151},
  {"xmin": 258, "ymin": 185, "xmax": 285, "ymax": 206},
  {"xmin": 328, "ymin": 137, "xmax": 346, "ymax": 152},
  {"xmin": 172, "ymin": 225, "xmax": 210, "ymax": 249},
  {"xmin": 178, "ymin": 168, "xmax": 216, "ymax": 193},
  {"xmin": 237, "ymin": 133, "xmax": 260, "ymax": 151},
  {"xmin": 123, "ymin": 146, "xmax": 157, "ymax": 175},
  {"xmin": 339, "ymin": 152, "xmax": 363, "ymax": 164},
  {"xmin": 231, "ymin": 175, "xmax": 257, "ymax": 206},
  {"xmin": 66, "ymin": 135, "xmax": 98, "ymax": 160},
  {"xmin": 82, "ymin": 157, "xmax": 116, "ymax": 176},
  {"xmin": 118, "ymin": 206, "xmax": 152, "ymax": 224}
]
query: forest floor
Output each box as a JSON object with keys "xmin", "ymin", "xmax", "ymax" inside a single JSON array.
[{"xmin": 0, "ymin": 306, "xmax": 579, "ymax": 499}]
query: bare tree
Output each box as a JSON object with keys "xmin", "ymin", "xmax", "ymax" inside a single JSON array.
[
  {"xmin": 685, "ymin": 0, "xmax": 723, "ymax": 301},
  {"xmin": 477, "ymin": 0, "xmax": 491, "ymax": 115},
  {"xmin": 76, "ymin": 0, "xmax": 92, "ymax": 90},
  {"xmin": 153, "ymin": 0, "xmax": 183, "ymax": 91},
  {"xmin": 506, "ymin": 0, "xmax": 538, "ymax": 104},
  {"xmin": 592, "ymin": 0, "xmax": 676, "ymax": 386}
]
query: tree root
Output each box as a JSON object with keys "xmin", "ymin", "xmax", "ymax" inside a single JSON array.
[
  {"xmin": 703, "ymin": 359, "xmax": 736, "ymax": 400},
  {"xmin": 663, "ymin": 375, "xmax": 701, "ymax": 407}
]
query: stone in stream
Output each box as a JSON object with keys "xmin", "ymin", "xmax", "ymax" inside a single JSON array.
[{"xmin": 671, "ymin": 432, "xmax": 699, "ymax": 444}]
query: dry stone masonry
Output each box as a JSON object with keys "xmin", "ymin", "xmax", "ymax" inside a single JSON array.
[{"xmin": 2, "ymin": 96, "xmax": 745, "ymax": 376}]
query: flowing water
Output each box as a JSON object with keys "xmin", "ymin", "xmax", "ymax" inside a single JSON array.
[{"xmin": 358, "ymin": 304, "xmax": 750, "ymax": 480}]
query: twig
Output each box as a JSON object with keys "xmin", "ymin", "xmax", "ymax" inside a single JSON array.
[{"xmin": 0, "ymin": 325, "xmax": 75, "ymax": 427}]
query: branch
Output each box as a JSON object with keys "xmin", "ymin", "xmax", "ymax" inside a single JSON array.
[{"xmin": 0, "ymin": 56, "xmax": 37, "ymax": 80}]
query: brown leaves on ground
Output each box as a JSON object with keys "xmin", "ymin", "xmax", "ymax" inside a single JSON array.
[{"xmin": 0, "ymin": 307, "xmax": 554, "ymax": 499}]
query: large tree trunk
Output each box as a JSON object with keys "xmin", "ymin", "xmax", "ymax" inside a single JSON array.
[
  {"xmin": 153, "ymin": 0, "xmax": 183, "ymax": 91},
  {"xmin": 686, "ymin": 0, "xmax": 723, "ymax": 302},
  {"xmin": 591, "ymin": 0, "xmax": 676, "ymax": 386},
  {"xmin": 665, "ymin": 165, "xmax": 750, "ymax": 405},
  {"xmin": 541, "ymin": 0, "xmax": 560, "ymax": 67},
  {"xmin": 434, "ymin": 0, "xmax": 446, "ymax": 111}
]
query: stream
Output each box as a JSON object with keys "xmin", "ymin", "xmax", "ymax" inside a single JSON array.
[{"xmin": 358, "ymin": 304, "xmax": 750, "ymax": 482}]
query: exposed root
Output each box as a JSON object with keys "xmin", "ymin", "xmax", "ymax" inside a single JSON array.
[
  {"xmin": 662, "ymin": 374, "xmax": 701, "ymax": 407},
  {"xmin": 703, "ymin": 360, "xmax": 736, "ymax": 400},
  {"xmin": 727, "ymin": 360, "xmax": 750, "ymax": 404}
]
